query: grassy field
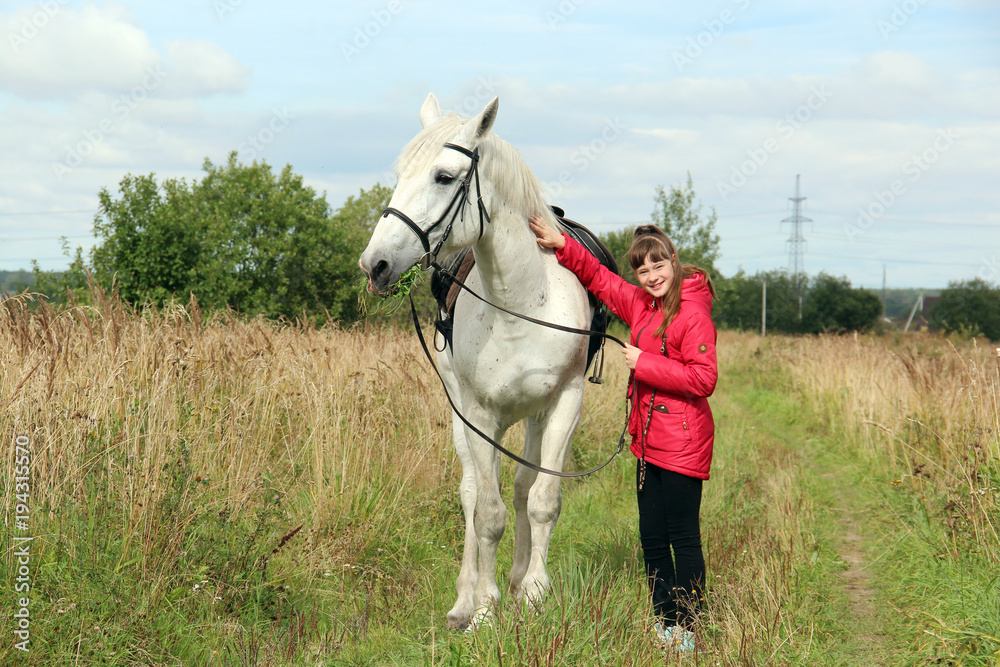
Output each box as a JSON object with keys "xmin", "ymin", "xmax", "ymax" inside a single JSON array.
[{"xmin": 2, "ymin": 289, "xmax": 998, "ymax": 665}]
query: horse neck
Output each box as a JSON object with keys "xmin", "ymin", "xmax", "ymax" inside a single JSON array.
[{"xmin": 472, "ymin": 208, "xmax": 546, "ymax": 310}]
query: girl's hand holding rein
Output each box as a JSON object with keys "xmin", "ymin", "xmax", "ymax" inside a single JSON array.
[
  {"xmin": 622, "ymin": 343, "xmax": 641, "ymax": 370},
  {"xmin": 528, "ymin": 215, "xmax": 565, "ymax": 250}
]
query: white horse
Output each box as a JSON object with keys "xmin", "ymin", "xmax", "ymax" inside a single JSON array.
[{"xmin": 359, "ymin": 94, "xmax": 593, "ymax": 629}]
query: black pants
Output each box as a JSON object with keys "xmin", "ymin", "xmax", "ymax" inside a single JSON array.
[{"xmin": 636, "ymin": 460, "xmax": 705, "ymax": 628}]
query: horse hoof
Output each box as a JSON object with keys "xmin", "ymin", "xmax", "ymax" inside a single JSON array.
[
  {"xmin": 519, "ymin": 576, "xmax": 549, "ymax": 606},
  {"xmin": 446, "ymin": 613, "xmax": 470, "ymax": 631},
  {"xmin": 467, "ymin": 608, "xmax": 493, "ymax": 632}
]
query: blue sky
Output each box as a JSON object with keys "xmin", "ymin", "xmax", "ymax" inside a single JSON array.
[{"xmin": 1, "ymin": 0, "xmax": 998, "ymax": 289}]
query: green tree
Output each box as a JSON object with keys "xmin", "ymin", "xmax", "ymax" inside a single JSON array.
[
  {"xmin": 930, "ymin": 278, "xmax": 1000, "ymax": 341},
  {"xmin": 34, "ymin": 154, "xmax": 392, "ymax": 322},
  {"xmin": 800, "ymin": 273, "xmax": 882, "ymax": 334},
  {"xmin": 651, "ymin": 172, "xmax": 720, "ymax": 275},
  {"xmin": 335, "ymin": 183, "xmax": 394, "ymax": 236},
  {"xmin": 714, "ymin": 269, "xmax": 804, "ymax": 333},
  {"xmin": 600, "ymin": 173, "xmax": 721, "ymax": 284},
  {"xmin": 600, "ymin": 227, "xmax": 635, "ymax": 284},
  {"xmin": 1, "ymin": 269, "xmax": 35, "ymax": 294},
  {"xmin": 89, "ymin": 171, "xmax": 201, "ymax": 306},
  {"xmin": 31, "ymin": 240, "xmax": 93, "ymax": 303}
]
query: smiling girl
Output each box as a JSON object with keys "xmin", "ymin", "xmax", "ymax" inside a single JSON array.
[{"xmin": 528, "ymin": 216, "xmax": 718, "ymax": 653}]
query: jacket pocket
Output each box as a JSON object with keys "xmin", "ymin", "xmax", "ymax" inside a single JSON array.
[
  {"xmin": 648, "ymin": 409, "xmax": 692, "ymax": 452},
  {"xmin": 659, "ymin": 396, "xmax": 689, "ymax": 416}
]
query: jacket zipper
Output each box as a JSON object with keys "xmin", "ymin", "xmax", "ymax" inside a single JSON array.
[{"xmin": 634, "ymin": 309, "xmax": 662, "ymax": 492}]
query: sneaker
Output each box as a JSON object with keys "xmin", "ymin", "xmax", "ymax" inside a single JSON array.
[{"xmin": 651, "ymin": 622, "xmax": 696, "ymax": 654}]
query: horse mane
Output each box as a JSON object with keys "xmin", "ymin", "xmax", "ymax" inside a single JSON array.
[{"xmin": 395, "ymin": 112, "xmax": 560, "ymax": 228}]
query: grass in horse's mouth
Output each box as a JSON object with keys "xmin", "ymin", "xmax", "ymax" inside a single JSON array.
[{"xmin": 358, "ymin": 264, "xmax": 423, "ymax": 315}]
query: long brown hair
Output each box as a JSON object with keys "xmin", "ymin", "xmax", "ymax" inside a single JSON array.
[{"xmin": 628, "ymin": 225, "xmax": 716, "ymax": 337}]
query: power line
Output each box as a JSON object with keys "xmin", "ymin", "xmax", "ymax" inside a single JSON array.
[
  {"xmin": 723, "ymin": 232, "xmax": 785, "ymax": 242},
  {"xmin": 722, "ymin": 254, "xmax": 787, "ymax": 262},
  {"xmin": 808, "ymin": 251, "xmax": 983, "ymax": 267},
  {"xmin": 0, "ymin": 235, "xmax": 94, "ymax": 241},
  {"xmin": 719, "ymin": 209, "xmax": 786, "ymax": 219},
  {"xmin": 0, "ymin": 209, "xmax": 96, "ymax": 217},
  {"xmin": 803, "ymin": 210, "xmax": 998, "ymax": 228},
  {"xmin": 808, "ymin": 231, "xmax": 984, "ymax": 250}
]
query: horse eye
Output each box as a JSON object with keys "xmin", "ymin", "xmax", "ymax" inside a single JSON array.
[{"xmin": 435, "ymin": 172, "xmax": 454, "ymax": 185}]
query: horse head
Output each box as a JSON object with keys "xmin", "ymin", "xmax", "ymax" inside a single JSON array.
[{"xmin": 359, "ymin": 93, "xmax": 498, "ymax": 296}]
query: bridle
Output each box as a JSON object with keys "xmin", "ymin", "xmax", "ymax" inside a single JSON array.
[
  {"xmin": 382, "ymin": 139, "xmax": 631, "ymax": 479},
  {"xmin": 379, "ymin": 142, "xmax": 490, "ymax": 268}
]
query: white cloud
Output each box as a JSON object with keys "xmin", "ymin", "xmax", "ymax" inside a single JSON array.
[
  {"xmin": 634, "ymin": 128, "xmax": 701, "ymax": 145},
  {"xmin": 0, "ymin": 4, "xmax": 248, "ymax": 100},
  {"xmin": 1, "ymin": 4, "xmax": 159, "ymax": 98},
  {"xmin": 160, "ymin": 40, "xmax": 250, "ymax": 98},
  {"xmin": 505, "ymin": 50, "xmax": 994, "ymax": 124},
  {"xmin": 856, "ymin": 51, "xmax": 934, "ymax": 91}
]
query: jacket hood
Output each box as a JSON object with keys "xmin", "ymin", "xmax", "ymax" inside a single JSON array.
[{"xmin": 680, "ymin": 272, "xmax": 713, "ymax": 314}]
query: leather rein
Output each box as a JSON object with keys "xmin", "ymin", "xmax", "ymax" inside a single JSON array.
[{"xmin": 382, "ymin": 141, "xmax": 629, "ymax": 478}]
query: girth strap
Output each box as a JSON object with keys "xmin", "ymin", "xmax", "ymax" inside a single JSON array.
[
  {"xmin": 432, "ymin": 260, "xmax": 628, "ymax": 350},
  {"xmin": 410, "ymin": 296, "xmax": 627, "ymax": 479}
]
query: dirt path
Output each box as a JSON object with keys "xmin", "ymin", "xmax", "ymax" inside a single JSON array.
[
  {"xmin": 721, "ymin": 370, "xmax": 910, "ymax": 664},
  {"xmin": 838, "ymin": 519, "xmax": 890, "ymax": 664},
  {"xmin": 821, "ymin": 469, "xmax": 901, "ymax": 665}
]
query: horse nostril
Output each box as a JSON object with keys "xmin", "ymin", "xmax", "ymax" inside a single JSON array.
[{"xmin": 371, "ymin": 260, "xmax": 389, "ymax": 282}]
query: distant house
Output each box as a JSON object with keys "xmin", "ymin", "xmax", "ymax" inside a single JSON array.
[{"xmin": 904, "ymin": 294, "xmax": 940, "ymax": 332}]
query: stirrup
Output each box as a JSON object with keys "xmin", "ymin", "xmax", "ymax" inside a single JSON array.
[{"xmin": 588, "ymin": 342, "xmax": 606, "ymax": 384}]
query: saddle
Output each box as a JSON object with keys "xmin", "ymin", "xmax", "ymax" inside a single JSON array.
[{"xmin": 430, "ymin": 207, "xmax": 619, "ymax": 380}]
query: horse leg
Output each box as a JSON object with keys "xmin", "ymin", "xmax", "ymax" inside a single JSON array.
[
  {"xmin": 509, "ymin": 418, "xmax": 542, "ymax": 598},
  {"xmin": 519, "ymin": 386, "xmax": 583, "ymax": 604},
  {"xmin": 465, "ymin": 416, "xmax": 507, "ymax": 627},
  {"xmin": 446, "ymin": 413, "xmax": 479, "ymax": 630}
]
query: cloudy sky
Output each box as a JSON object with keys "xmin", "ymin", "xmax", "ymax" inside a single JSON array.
[{"xmin": 1, "ymin": 0, "xmax": 997, "ymax": 290}]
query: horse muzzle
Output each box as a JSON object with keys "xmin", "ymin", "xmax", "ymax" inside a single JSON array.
[{"xmin": 359, "ymin": 254, "xmax": 399, "ymax": 297}]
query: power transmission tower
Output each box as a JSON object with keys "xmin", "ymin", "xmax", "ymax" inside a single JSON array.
[
  {"xmin": 782, "ymin": 174, "xmax": 811, "ymax": 318},
  {"xmin": 782, "ymin": 174, "xmax": 810, "ymax": 276}
]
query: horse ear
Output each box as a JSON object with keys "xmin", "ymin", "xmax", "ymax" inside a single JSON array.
[
  {"xmin": 473, "ymin": 97, "xmax": 499, "ymax": 139},
  {"xmin": 420, "ymin": 93, "xmax": 442, "ymax": 128}
]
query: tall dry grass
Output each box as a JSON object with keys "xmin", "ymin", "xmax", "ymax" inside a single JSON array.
[
  {"xmin": 1, "ymin": 286, "xmax": 457, "ymax": 626},
  {"xmin": 14, "ymin": 286, "xmax": 995, "ymax": 663},
  {"xmin": 760, "ymin": 331, "xmax": 1000, "ymax": 562},
  {"xmin": 2, "ymin": 289, "xmax": 829, "ymax": 664}
]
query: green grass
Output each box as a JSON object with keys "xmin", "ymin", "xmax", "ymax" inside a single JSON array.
[
  {"xmin": 4, "ymin": 318, "xmax": 998, "ymax": 665},
  {"xmin": 721, "ymin": 335, "xmax": 1000, "ymax": 666}
]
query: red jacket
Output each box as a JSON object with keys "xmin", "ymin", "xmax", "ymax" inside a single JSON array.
[{"xmin": 555, "ymin": 235, "xmax": 718, "ymax": 479}]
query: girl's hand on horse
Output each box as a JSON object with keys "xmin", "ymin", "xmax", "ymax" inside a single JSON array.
[
  {"xmin": 622, "ymin": 343, "xmax": 641, "ymax": 370},
  {"xmin": 528, "ymin": 215, "xmax": 565, "ymax": 250}
]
